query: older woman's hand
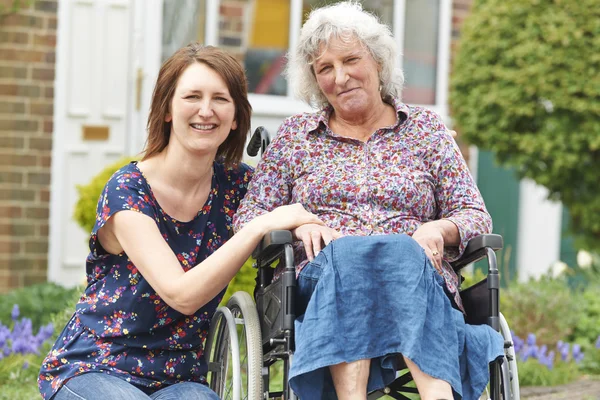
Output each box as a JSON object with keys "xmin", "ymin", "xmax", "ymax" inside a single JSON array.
[
  {"xmin": 412, "ymin": 222, "xmax": 445, "ymax": 274},
  {"xmin": 293, "ymin": 224, "xmax": 344, "ymax": 261}
]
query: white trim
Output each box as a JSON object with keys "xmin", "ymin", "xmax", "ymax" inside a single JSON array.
[
  {"xmin": 394, "ymin": 0, "xmax": 406, "ymax": 69},
  {"xmin": 516, "ymin": 179, "xmax": 563, "ymax": 282},
  {"xmin": 249, "ymin": 94, "xmax": 314, "ymax": 117},
  {"xmin": 436, "ymin": 0, "xmax": 452, "ymax": 117},
  {"xmin": 48, "ymin": 0, "xmax": 70, "ymax": 283},
  {"xmin": 468, "ymin": 145, "xmax": 479, "ymax": 182},
  {"xmin": 131, "ymin": 0, "xmax": 163, "ymax": 154},
  {"xmin": 205, "ymin": 0, "xmax": 219, "ymax": 46}
]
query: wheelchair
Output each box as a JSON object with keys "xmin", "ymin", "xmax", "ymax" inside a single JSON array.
[{"xmin": 204, "ymin": 128, "xmax": 520, "ymax": 400}]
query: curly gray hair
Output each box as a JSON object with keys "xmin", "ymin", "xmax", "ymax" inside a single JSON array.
[{"xmin": 286, "ymin": 1, "xmax": 404, "ymax": 108}]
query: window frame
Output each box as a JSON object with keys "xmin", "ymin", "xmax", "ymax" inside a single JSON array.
[{"xmin": 203, "ymin": 0, "xmax": 452, "ymax": 118}]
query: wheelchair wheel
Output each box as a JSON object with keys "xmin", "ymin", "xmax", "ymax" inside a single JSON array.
[
  {"xmin": 206, "ymin": 291, "xmax": 263, "ymax": 400},
  {"xmin": 499, "ymin": 312, "xmax": 520, "ymax": 400}
]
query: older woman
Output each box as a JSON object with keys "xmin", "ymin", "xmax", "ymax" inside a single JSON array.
[{"xmin": 234, "ymin": 2, "xmax": 504, "ymax": 400}]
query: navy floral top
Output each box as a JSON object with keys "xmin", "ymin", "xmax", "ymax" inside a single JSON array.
[
  {"xmin": 38, "ymin": 161, "xmax": 252, "ymax": 399},
  {"xmin": 234, "ymin": 97, "xmax": 492, "ymax": 310}
]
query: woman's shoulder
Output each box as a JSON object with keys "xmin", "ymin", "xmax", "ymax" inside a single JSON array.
[
  {"xmin": 105, "ymin": 161, "xmax": 148, "ymax": 190},
  {"xmin": 215, "ymin": 161, "xmax": 253, "ymax": 188},
  {"xmin": 404, "ymin": 105, "xmax": 446, "ymax": 133},
  {"xmin": 279, "ymin": 111, "xmax": 323, "ymax": 137}
]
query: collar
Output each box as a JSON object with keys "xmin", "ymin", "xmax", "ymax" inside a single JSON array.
[{"xmin": 304, "ymin": 96, "xmax": 410, "ymax": 137}]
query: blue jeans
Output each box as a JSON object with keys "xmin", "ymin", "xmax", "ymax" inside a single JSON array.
[{"xmin": 53, "ymin": 372, "xmax": 219, "ymax": 400}]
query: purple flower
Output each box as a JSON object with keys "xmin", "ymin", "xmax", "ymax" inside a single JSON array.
[
  {"xmin": 11, "ymin": 304, "xmax": 19, "ymax": 321},
  {"xmin": 539, "ymin": 350, "xmax": 555, "ymax": 370},
  {"xmin": 521, "ymin": 344, "xmax": 539, "ymax": 361},
  {"xmin": 573, "ymin": 344, "xmax": 585, "ymax": 364},
  {"xmin": 557, "ymin": 341, "xmax": 570, "ymax": 361},
  {"xmin": 595, "ymin": 335, "xmax": 600, "ymax": 349},
  {"xmin": 512, "ymin": 332, "xmax": 524, "ymax": 354},
  {"xmin": 22, "ymin": 361, "xmax": 29, "ymax": 369},
  {"xmin": 527, "ymin": 333, "xmax": 536, "ymax": 346}
]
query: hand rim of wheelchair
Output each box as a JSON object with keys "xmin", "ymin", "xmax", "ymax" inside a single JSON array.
[{"xmin": 206, "ymin": 291, "xmax": 263, "ymax": 400}]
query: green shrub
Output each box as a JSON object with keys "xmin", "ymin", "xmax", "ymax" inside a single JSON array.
[
  {"xmin": 0, "ymin": 288, "xmax": 81, "ymax": 399},
  {"xmin": 73, "ymin": 158, "xmax": 136, "ymax": 234},
  {"xmin": 0, "ymin": 282, "xmax": 80, "ymax": 330},
  {"xmin": 517, "ymin": 358, "xmax": 581, "ymax": 387},
  {"xmin": 450, "ymin": 0, "xmax": 600, "ymax": 251},
  {"xmin": 460, "ymin": 268, "xmax": 487, "ymax": 290},
  {"xmin": 501, "ymin": 278, "xmax": 581, "ymax": 345},
  {"xmin": 221, "ymin": 257, "xmax": 258, "ymax": 305},
  {"xmin": 569, "ymin": 285, "xmax": 600, "ymax": 346}
]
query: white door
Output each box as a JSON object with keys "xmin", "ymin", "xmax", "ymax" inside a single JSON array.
[{"xmin": 49, "ymin": 0, "xmax": 136, "ymax": 287}]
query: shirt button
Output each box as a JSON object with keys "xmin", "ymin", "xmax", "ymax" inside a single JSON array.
[{"xmin": 363, "ymin": 204, "xmax": 370, "ymax": 211}]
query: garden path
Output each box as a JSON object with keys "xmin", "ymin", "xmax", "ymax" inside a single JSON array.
[{"xmin": 520, "ymin": 377, "xmax": 600, "ymax": 400}]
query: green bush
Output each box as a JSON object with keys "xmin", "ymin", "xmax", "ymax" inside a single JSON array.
[
  {"xmin": 0, "ymin": 282, "xmax": 80, "ymax": 330},
  {"xmin": 73, "ymin": 158, "xmax": 135, "ymax": 234},
  {"xmin": 0, "ymin": 287, "xmax": 81, "ymax": 399},
  {"xmin": 221, "ymin": 257, "xmax": 258, "ymax": 305},
  {"xmin": 501, "ymin": 277, "xmax": 581, "ymax": 345},
  {"xmin": 569, "ymin": 285, "xmax": 600, "ymax": 346},
  {"xmin": 450, "ymin": 0, "xmax": 600, "ymax": 251},
  {"xmin": 517, "ymin": 358, "xmax": 581, "ymax": 387}
]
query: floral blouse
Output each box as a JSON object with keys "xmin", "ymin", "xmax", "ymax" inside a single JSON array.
[
  {"xmin": 38, "ymin": 161, "xmax": 252, "ymax": 399},
  {"xmin": 233, "ymin": 97, "xmax": 492, "ymax": 310}
]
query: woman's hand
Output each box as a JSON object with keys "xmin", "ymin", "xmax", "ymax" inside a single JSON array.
[
  {"xmin": 293, "ymin": 223, "xmax": 343, "ymax": 261},
  {"xmin": 256, "ymin": 203, "xmax": 325, "ymax": 234},
  {"xmin": 412, "ymin": 222, "xmax": 445, "ymax": 274}
]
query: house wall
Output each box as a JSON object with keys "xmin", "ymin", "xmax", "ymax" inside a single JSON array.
[
  {"xmin": 1, "ymin": 0, "xmax": 531, "ymax": 293},
  {"xmin": 0, "ymin": 1, "xmax": 58, "ymax": 293}
]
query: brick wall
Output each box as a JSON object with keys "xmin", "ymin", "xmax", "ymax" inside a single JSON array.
[{"xmin": 0, "ymin": 0, "xmax": 57, "ymax": 293}]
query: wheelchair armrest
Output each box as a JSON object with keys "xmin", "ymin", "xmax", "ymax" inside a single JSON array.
[
  {"xmin": 450, "ymin": 234, "xmax": 503, "ymax": 271},
  {"xmin": 252, "ymin": 230, "xmax": 293, "ymax": 265}
]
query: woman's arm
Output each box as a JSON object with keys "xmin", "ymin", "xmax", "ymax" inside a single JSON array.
[
  {"xmin": 233, "ymin": 118, "xmax": 342, "ymax": 259},
  {"xmin": 429, "ymin": 129, "xmax": 493, "ymax": 261},
  {"xmin": 233, "ymin": 119, "xmax": 297, "ymax": 231},
  {"xmin": 102, "ymin": 203, "xmax": 322, "ymax": 315}
]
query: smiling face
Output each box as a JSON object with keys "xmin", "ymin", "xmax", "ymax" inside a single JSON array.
[
  {"xmin": 165, "ymin": 62, "xmax": 237, "ymax": 158},
  {"xmin": 313, "ymin": 36, "xmax": 382, "ymax": 119}
]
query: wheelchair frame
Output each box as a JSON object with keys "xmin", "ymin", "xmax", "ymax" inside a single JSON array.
[{"xmin": 205, "ymin": 232, "xmax": 520, "ymax": 400}]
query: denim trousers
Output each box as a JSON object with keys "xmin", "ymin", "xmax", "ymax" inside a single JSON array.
[{"xmin": 53, "ymin": 372, "xmax": 219, "ymax": 400}]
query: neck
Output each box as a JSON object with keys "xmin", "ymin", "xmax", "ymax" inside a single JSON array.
[
  {"xmin": 330, "ymin": 99, "xmax": 396, "ymax": 141},
  {"xmin": 144, "ymin": 145, "xmax": 216, "ymax": 196}
]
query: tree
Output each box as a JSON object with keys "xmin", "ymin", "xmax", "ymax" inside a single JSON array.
[{"xmin": 450, "ymin": 0, "xmax": 600, "ymax": 251}]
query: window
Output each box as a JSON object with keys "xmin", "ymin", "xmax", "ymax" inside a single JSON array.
[
  {"xmin": 160, "ymin": 0, "xmax": 450, "ymax": 113},
  {"xmin": 218, "ymin": 0, "xmax": 290, "ymax": 96},
  {"xmin": 402, "ymin": 0, "xmax": 440, "ymax": 105},
  {"xmin": 162, "ymin": 0, "xmax": 206, "ymax": 62}
]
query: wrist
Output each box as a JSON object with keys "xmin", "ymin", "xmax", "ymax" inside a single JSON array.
[{"xmin": 245, "ymin": 214, "xmax": 271, "ymax": 238}]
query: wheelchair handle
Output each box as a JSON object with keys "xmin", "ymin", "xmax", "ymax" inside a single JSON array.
[{"xmin": 247, "ymin": 126, "xmax": 270, "ymax": 157}]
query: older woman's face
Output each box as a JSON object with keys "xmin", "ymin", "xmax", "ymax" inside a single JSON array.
[{"xmin": 313, "ymin": 36, "xmax": 381, "ymax": 118}]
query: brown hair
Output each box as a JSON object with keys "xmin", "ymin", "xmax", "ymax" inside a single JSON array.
[{"xmin": 143, "ymin": 43, "xmax": 252, "ymax": 165}]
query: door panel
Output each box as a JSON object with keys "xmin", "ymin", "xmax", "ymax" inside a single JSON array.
[{"xmin": 50, "ymin": 0, "xmax": 133, "ymax": 287}]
